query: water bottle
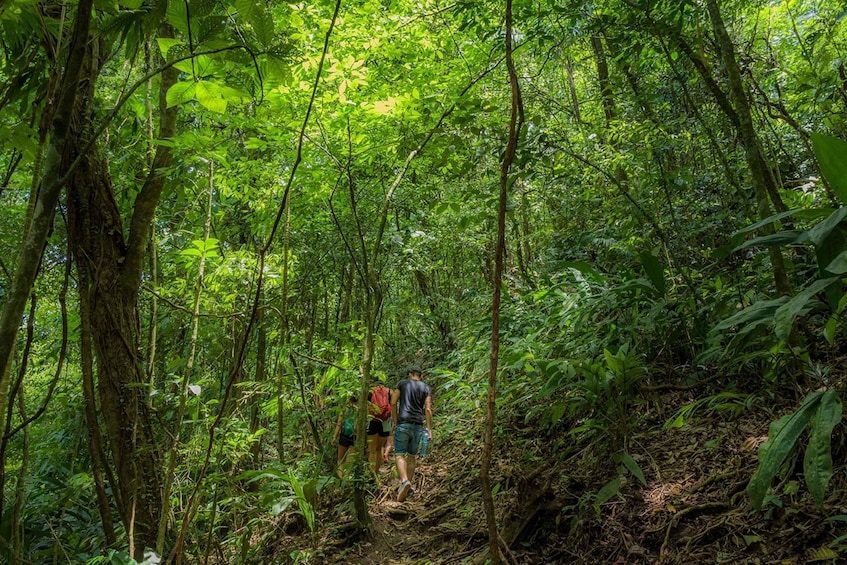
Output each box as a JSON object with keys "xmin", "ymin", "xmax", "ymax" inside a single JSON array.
[{"xmin": 419, "ymin": 428, "xmax": 430, "ymax": 457}]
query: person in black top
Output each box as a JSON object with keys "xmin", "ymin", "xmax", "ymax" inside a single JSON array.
[{"xmin": 390, "ymin": 366, "xmax": 432, "ymax": 502}]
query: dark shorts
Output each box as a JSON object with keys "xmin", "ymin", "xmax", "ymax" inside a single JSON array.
[
  {"xmin": 367, "ymin": 419, "xmax": 390, "ymax": 437},
  {"xmin": 339, "ymin": 433, "xmax": 355, "ymax": 447},
  {"xmin": 394, "ymin": 422, "xmax": 423, "ymax": 456}
]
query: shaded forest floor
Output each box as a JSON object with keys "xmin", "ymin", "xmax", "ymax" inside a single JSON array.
[{"xmin": 262, "ymin": 385, "xmax": 847, "ymax": 564}]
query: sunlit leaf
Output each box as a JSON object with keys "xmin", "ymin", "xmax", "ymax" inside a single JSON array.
[{"xmin": 166, "ymin": 81, "xmax": 197, "ymax": 108}]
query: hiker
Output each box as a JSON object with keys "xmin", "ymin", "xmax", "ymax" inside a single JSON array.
[
  {"xmin": 367, "ymin": 378, "xmax": 392, "ymax": 475},
  {"xmin": 391, "ymin": 365, "xmax": 432, "ymax": 502},
  {"xmin": 333, "ymin": 394, "xmax": 357, "ymax": 477}
]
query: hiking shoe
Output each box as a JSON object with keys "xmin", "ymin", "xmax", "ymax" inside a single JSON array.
[{"xmin": 397, "ymin": 480, "xmax": 411, "ymax": 502}]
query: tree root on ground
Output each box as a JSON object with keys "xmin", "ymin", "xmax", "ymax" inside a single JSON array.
[{"xmin": 655, "ymin": 501, "xmax": 734, "ymax": 559}]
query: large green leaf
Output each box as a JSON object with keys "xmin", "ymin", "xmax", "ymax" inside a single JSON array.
[
  {"xmin": 166, "ymin": 81, "xmax": 197, "ymax": 108},
  {"xmin": 808, "ymin": 206, "xmax": 847, "ymax": 247},
  {"xmin": 195, "ymin": 81, "xmax": 227, "ymax": 113},
  {"xmin": 824, "ymin": 250, "xmax": 847, "ymax": 274},
  {"xmin": 747, "ymin": 392, "xmax": 823, "ymax": 510},
  {"xmin": 773, "ymin": 278, "xmax": 838, "ymax": 341},
  {"xmin": 236, "ymin": 0, "xmax": 274, "ymax": 47},
  {"xmin": 804, "ymin": 390, "xmax": 842, "ymax": 508},
  {"xmin": 811, "ymin": 133, "xmax": 847, "ymax": 205},
  {"xmin": 733, "ymin": 209, "xmax": 811, "ymax": 236},
  {"xmin": 711, "ymin": 297, "xmax": 788, "ymax": 334},
  {"xmin": 559, "ymin": 261, "xmax": 606, "ymax": 282},
  {"xmin": 732, "ymin": 230, "xmax": 809, "ymax": 253},
  {"xmin": 616, "ymin": 451, "xmax": 647, "ymax": 486},
  {"xmin": 593, "ymin": 477, "xmax": 621, "ymax": 515},
  {"xmin": 638, "ymin": 251, "xmax": 665, "ymax": 297}
]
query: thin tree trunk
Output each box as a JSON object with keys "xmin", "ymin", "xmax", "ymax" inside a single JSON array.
[
  {"xmin": 482, "ymin": 0, "xmax": 522, "ymax": 562},
  {"xmin": 565, "ymin": 55, "xmax": 582, "ymax": 125},
  {"xmin": 0, "ymin": 0, "xmax": 94, "ymax": 435},
  {"xmin": 413, "ymin": 269, "xmax": 455, "ymax": 350},
  {"xmin": 706, "ymin": 0, "xmax": 791, "ymax": 296},
  {"xmin": 278, "ymin": 197, "xmax": 292, "ymax": 461},
  {"xmin": 12, "ymin": 382, "xmax": 28, "ymax": 560},
  {"xmin": 250, "ymin": 296, "xmax": 267, "ymax": 466},
  {"xmin": 591, "ymin": 34, "xmax": 616, "ymax": 127},
  {"xmin": 156, "ymin": 160, "xmax": 215, "ymax": 555}
]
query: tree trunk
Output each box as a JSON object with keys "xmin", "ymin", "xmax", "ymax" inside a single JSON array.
[
  {"xmin": 706, "ymin": 0, "xmax": 791, "ymax": 296},
  {"xmin": 65, "ymin": 23, "xmax": 178, "ymax": 558},
  {"xmin": 482, "ymin": 0, "xmax": 522, "ymax": 562},
  {"xmin": 68, "ymin": 139, "xmax": 162, "ymax": 557},
  {"xmin": 0, "ymin": 0, "xmax": 94, "ymax": 437},
  {"xmin": 80, "ymin": 268, "xmax": 120, "ymax": 545}
]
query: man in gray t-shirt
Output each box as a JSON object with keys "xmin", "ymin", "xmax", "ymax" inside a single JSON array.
[{"xmin": 390, "ymin": 366, "xmax": 432, "ymax": 502}]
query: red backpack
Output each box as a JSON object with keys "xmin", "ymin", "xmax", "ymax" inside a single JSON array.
[{"xmin": 369, "ymin": 386, "xmax": 391, "ymax": 421}]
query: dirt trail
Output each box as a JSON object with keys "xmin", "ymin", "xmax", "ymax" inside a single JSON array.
[
  {"xmin": 335, "ymin": 448, "xmax": 488, "ymax": 564},
  {"xmin": 273, "ymin": 391, "xmax": 847, "ymax": 564}
]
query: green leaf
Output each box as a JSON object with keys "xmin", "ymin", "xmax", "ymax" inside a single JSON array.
[
  {"xmin": 236, "ymin": 0, "xmax": 274, "ymax": 47},
  {"xmin": 804, "ymin": 390, "xmax": 842, "ymax": 508},
  {"xmin": 808, "ymin": 206, "xmax": 847, "ymax": 247},
  {"xmin": 593, "ymin": 477, "xmax": 621, "ymax": 514},
  {"xmin": 559, "ymin": 261, "xmax": 606, "ymax": 282},
  {"xmin": 811, "ymin": 133, "xmax": 847, "ymax": 205},
  {"xmin": 195, "ymin": 81, "xmax": 227, "ymax": 113},
  {"xmin": 824, "ymin": 251, "xmax": 847, "ymax": 274},
  {"xmin": 747, "ymin": 391, "xmax": 823, "ymax": 510},
  {"xmin": 166, "ymin": 81, "xmax": 197, "ymax": 108},
  {"xmin": 808, "ymin": 546, "xmax": 840, "ymax": 561},
  {"xmin": 732, "ymin": 230, "xmax": 809, "ymax": 252},
  {"xmin": 156, "ymin": 38, "xmax": 184, "ymax": 59},
  {"xmin": 732, "ymin": 208, "xmax": 811, "ymax": 237},
  {"xmin": 773, "ymin": 278, "xmax": 838, "ymax": 341},
  {"xmin": 617, "ymin": 451, "xmax": 647, "ymax": 486},
  {"xmin": 711, "ymin": 297, "xmax": 788, "ymax": 334},
  {"xmin": 638, "ymin": 251, "xmax": 665, "ymax": 296},
  {"xmin": 825, "ymin": 316, "xmax": 838, "ymax": 344}
]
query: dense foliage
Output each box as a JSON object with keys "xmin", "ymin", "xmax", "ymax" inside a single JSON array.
[{"xmin": 0, "ymin": 0, "xmax": 846, "ymax": 562}]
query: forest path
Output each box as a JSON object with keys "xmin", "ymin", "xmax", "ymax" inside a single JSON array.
[
  {"xmin": 294, "ymin": 390, "xmax": 845, "ymax": 564},
  {"xmin": 336, "ymin": 440, "xmax": 489, "ymax": 564}
]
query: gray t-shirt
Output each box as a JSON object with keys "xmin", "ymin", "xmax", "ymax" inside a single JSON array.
[{"xmin": 395, "ymin": 378, "xmax": 431, "ymax": 425}]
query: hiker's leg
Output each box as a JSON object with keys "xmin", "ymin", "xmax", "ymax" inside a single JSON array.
[
  {"xmin": 377, "ymin": 435, "xmax": 387, "ymax": 467},
  {"xmin": 396, "ymin": 454, "xmax": 409, "ymax": 482},
  {"xmin": 393, "ymin": 423, "xmax": 413, "ymax": 482},
  {"xmin": 406, "ymin": 424, "xmax": 422, "ymax": 483},
  {"xmin": 336, "ymin": 445, "xmax": 347, "ymax": 477},
  {"xmin": 367, "ymin": 435, "xmax": 379, "ymax": 467},
  {"xmin": 367, "ymin": 419, "xmax": 382, "ymax": 474},
  {"xmin": 407, "ymin": 454, "xmax": 416, "ymax": 483}
]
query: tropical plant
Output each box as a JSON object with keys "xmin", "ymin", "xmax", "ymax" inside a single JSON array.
[{"xmin": 747, "ymin": 389, "xmax": 843, "ymax": 510}]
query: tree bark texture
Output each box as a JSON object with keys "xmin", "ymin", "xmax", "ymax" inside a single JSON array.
[
  {"xmin": 79, "ymin": 268, "xmax": 120, "ymax": 544},
  {"xmin": 68, "ymin": 137, "xmax": 163, "ymax": 556},
  {"xmin": 64, "ymin": 24, "xmax": 178, "ymax": 558}
]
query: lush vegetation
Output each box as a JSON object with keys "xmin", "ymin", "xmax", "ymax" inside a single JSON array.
[{"xmin": 0, "ymin": 0, "xmax": 846, "ymax": 563}]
